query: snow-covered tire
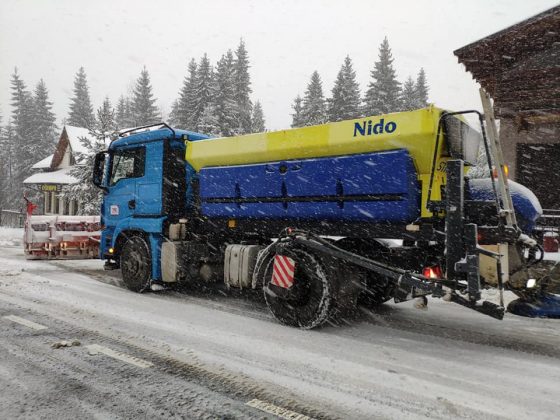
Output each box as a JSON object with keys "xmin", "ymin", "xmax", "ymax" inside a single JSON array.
[
  {"xmin": 262, "ymin": 248, "xmax": 332, "ymax": 329},
  {"xmin": 120, "ymin": 235, "xmax": 151, "ymax": 293}
]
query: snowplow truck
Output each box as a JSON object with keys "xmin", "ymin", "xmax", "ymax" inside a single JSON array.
[{"xmin": 92, "ymin": 105, "xmax": 558, "ymax": 328}]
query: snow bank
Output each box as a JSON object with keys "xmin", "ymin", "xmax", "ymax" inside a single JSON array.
[{"xmin": 0, "ymin": 227, "xmax": 23, "ymax": 247}]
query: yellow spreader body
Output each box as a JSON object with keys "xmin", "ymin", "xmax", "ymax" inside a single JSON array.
[{"xmin": 186, "ymin": 106, "xmax": 459, "ymax": 218}]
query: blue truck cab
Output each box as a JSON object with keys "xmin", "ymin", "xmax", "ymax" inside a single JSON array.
[{"xmin": 93, "ymin": 125, "xmax": 209, "ymax": 282}]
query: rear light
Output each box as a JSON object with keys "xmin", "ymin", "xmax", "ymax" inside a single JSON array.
[
  {"xmin": 492, "ymin": 165, "xmax": 509, "ymax": 179},
  {"xmin": 423, "ymin": 265, "xmax": 443, "ymax": 279}
]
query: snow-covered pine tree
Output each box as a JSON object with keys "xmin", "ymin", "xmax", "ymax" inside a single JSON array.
[
  {"xmin": 0, "ymin": 121, "xmax": 16, "ymax": 209},
  {"xmin": 214, "ymin": 50, "xmax": 238, "ymax": 137},
  {"xmin": 132, "ymin": 67, "xmax": 160, "ymax": 126},
  {"xmin": 328, "ymin": 56, "xmax": 361, "ymax": 122},
  {"xmin": 9, "ymin": 69, "xmax": 36, "ymax": 208},
  {"xmin": 175, "ymin": 58, "xmax": 198, "ymax": 130},
  {"xmin": 198, "ymin": 104, "xmax": 220, "ymax": 137},
  {"xmin": 291, "ymin": 95, "xmax": 304, "ymax": 128},
  {"xmin": 233, "ymin": 39, "xmax": 253, "ymax": 134},
  {"xmin": 415, "ymin": 67, "xmax": 429, "ymax": 107},
  {"xmin": 301, "ymin": 71, "xmax": 327, "ymax": 126},
  {"xmin": 115, "ymin": 95, "xmax": 134, "ymax": 130},
  {"xmin": 168, "ymin": 99, "xmax": 180, "ymax": 127},
  {"xmin": 251, "ymin": 101, "xmax": 266, "ymax": 132},
  {"xmin": 190, "ymin": 54, "xmax": 215, "ymax": 132},
  {"xmin": 62, "ymin": 102, "xmax": 118, "ymax": 215},
  {"xmin": 400, "ymin": 76, "xmax": 417, "ymax": 111},
  {"xmin": 33, "ymin": 79, "xmax": 58, "ymax": 152},
  {"xmin": 68, "ymin": 67, "xmax": 95, "ymax": 129},
  {"xmin": 97, "ymin": 97, "xmax": 116, "ymax": 132},
  {"xmin": 363, "ymin": 37, "xmax": 402, "ymax": 116}
]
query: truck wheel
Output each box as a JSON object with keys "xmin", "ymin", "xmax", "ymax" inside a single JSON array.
[
  {"xmin": 120, "ymin": 235, "xmax": 151, "ymax": 293},
  {"xmin": 262, "ymin": 248, "xmax": 332, "ymax": 329}
]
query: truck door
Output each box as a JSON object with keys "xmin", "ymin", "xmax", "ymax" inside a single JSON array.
[
  {"xmin": 105, "ymin": 146, "xmax": 147, "ymax": 222},
  {"xmin": 134, "ymin": 142, "xmax": 163, "ymax": 216}
]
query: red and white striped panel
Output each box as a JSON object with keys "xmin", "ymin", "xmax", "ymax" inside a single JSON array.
[{"xmin": 271, "ymin": 255, "xmax": 296, "ymax": 289}]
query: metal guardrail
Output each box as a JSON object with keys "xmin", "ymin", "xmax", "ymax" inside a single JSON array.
[{"xmin": 0, "ymin": 210, "xmax": 24, "ymax": 228}]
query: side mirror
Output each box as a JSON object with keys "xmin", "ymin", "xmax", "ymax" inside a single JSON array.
[{"xmin": 93, "ymin": 151, "xmax": 108, "ymax": 190}]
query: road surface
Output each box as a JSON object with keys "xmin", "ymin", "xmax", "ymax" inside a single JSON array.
[{"xmin": 1, "ymin": 239, "xmax": 559, "ymax": 419}]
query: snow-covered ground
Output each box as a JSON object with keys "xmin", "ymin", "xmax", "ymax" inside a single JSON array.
[
  {"xmin": 0, "ymin": 237, "xmax": 559, "ymax": 419},
  {"xmin": 0, "ymin": 227, "xmax": 23, "ymax": 247}
]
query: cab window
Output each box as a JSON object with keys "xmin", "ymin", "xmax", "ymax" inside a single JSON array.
[{"xmin": 109, "ymin": 147, "xmax": 145, "ymax": 186}]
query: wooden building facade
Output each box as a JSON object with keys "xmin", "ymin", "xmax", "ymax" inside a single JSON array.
[{"xmin": 454, "ymin": 6, "xmax": 560, "ymax": 210}]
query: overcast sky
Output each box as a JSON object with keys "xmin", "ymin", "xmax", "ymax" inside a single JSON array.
[{"xmin": 0, "ymin": 0, "xmax": 557, "ymax": 130}]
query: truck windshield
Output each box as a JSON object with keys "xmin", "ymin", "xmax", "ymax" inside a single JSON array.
[{"xmin": 109, "ymin": 147, "xmax": 146, "ymax": 186}]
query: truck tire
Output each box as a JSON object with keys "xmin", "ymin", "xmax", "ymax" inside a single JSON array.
[
  {"xmin": 120, "ymin": 235, "xmax": 151, "ymax": 293},
  {"xmin": 262, "ymin": 248, "xmax": 332, "ymax": 329}
]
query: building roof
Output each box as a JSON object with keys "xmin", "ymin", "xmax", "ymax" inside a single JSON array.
[
  {"xmin": 49, "ymin": 125, "xmax": 98, "ymax": 169},
  {"xmin": 31, "ymin": 154, "xmax": 54, "ymax": 169},
  {"xmin": 26, "ymin": 125, "xmax": 98, "ymax": 186},
  {"xmin": 454, "ymin": 5, "xmax": 560, "ymax": 117},
  {"xmin": 65, "ymin": 126, "xmax": 95, "ymax": 156},
  {"xmin": 23, "ymin": 167, "xmax": 78, "ymax": 185}
]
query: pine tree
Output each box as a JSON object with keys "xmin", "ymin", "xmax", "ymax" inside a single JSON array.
[
  {"xmin": 415, "ymin": 67, "xmax": 429, "ymax": 107},
  {"xmin": 251, "ymin": 101, "xmax": 266, "ymax": 132},
  {"xmin": 115, "ymin": 95, "xmax": 134, "ymax": 130},
  {"xmin": 9, "ymin": 69, "xmax": 36, "ymax": 208},
  {"xmin": 328, "ymin": 56, "xmax": 361, "ymax": 122},
  {"xmin": 233, "ymin": 40, "xmax": 253, "ymax": 134},
  {"xmin": 214, "ymin": 50, "xmax": 238, "ymax": 137},
  {"xmin": 96, "ymin": 97, "xmax": 116, "ymax": 133},
  {"xmin": 132, "ymin": 67, "xmax": 160, "ymax": 126},
  {"xmin": 190, "ymin": 54, "xmax": 215, "ymax": 132},
  {"xmin": 301, "ymin": 71, "xmax": 327, "ymax": 126},
  {"xmin": 174, "ymin": 58, "xmax": 198, "ymax": 130},
  {"xmin": 68, "ymin": 67, "xmax": 95, "ymax": 128},
  {"xmin": 168, "ymin": 99, "xmax": 180, "ymax": 127},
  {"xmin": 291, "ymin": 95, "xmax": 304, "ymax": 128},
  {"xmin": 400, "ymin": 76, "xmax": 417, "ymax": 111},
  {"xmin": 198, "ymin": 104, "xmax": 220, "ymax": 136},
  {"xmin": 0, "ymin": 122, "xmax": 16, "ymax": 209},
  {"xmin": 33, "ymin": 79, "xmax": 58, "ymax": 151},
  {"xmin": 363, "ymin": 37, "xmax": 402, "ymax": 116},
  {"xmin": 62, "ymin": 102, "xmax": 118, "ymax": 215}
]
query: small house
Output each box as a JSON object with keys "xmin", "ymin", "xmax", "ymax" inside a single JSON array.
[{"xmin": 23, "ymin": 126, "xmax": 95, "ymax": 215}]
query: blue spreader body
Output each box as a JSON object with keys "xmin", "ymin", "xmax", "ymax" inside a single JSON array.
[{"xmin": 198, "ymin": 149, "xmax": 420, "ymax": 223}]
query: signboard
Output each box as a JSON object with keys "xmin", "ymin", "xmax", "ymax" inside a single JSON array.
[{"xmin": 40, "ymin": 184, "xmax": 61, "ymax": 192}]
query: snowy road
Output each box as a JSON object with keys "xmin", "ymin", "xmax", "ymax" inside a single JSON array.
[{"xmin": 1, "ymin": 242, "xmax": 560, "ymax": 419}]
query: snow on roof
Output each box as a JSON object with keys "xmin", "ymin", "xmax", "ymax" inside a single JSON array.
[
  {"xmin": 23, "ymin": 167, "xmax": 78, "ymax": 185},
  {"xmin": 31, "ymin": 154, "xmax": 54, "ymax": 169},
  {"xmin": 65, "ymin": 126, "xmax": 95, "ymax": 155}
]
